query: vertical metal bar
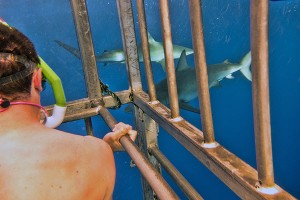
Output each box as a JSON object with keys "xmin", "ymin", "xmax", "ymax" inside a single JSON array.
[
  {"xmin": 149, "ymin": 146, "xmax": 204, "ymax": 200},
  {"xmin": 117, "ymin": 0, "xmax": 142, "ymax": 91},
  {"xmin": 69, "ymin": 0, "xmax": 102, "ymax": 100},
  {"xmin": 188, "ymin": 0, "xmax": 215, "ymax": 143},
  {"xmin": 134, "ymin": 106, "xmax": 161, "ymax": 200},
  {"xmin": 250, "ymin": 0, "xmax": 274, "ymax": 188},
  {"xmin": 70, "ymin": 0, "xmax": 102, "ymax": 141},
  {"xmin": 159, "ymin": 0, "xmax": 180, "ymax": 118},
  {"xmin": 84, "ymin": 118, "xmax": 94, "ymax": 136},
  {"xmin": 136, "ymin": 0, "xmax": 157, "ymax": 101},
  {"xmin": 117, "ymin": 1, "xmax": 161, "ymax": 198},
  {"xmin": 98, "ymin": 107, "xmax": 179, "ymax": 200}
]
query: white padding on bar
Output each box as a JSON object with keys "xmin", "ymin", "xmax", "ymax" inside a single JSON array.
[
  {"xmin": 149, "ymin": 100, "xmax": 159, "ymax": 105},
  {"xmin": 170, "ymin": 116, "xmax": 183, "ymax": 122},
  {"xmin": 257, "ymin": 186, "xmax": 280, "ymax": 195},
  {"xmin": 45, "ymin": 105, "xmax": 66, "ymax": 128},
  {"xmin": 201, "ymin": 142, "xmax": 219, "ymax": 149}
]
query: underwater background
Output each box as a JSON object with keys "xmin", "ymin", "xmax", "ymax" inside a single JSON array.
[{"xmin": 1, "ymin": 0, "xmax": 299, "ymax": 199}]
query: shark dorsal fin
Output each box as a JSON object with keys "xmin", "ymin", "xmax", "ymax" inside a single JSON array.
[
  {"xmin": 223, "ymin": 59, "xmax": 231, "ymax": 64},
  {"xmin": 147, "ymin": 32, "xmax": 157, "ymax": 44},
  {"xmin": 176, "ymin": 50, "xmax": 189, "ymax": 71}
]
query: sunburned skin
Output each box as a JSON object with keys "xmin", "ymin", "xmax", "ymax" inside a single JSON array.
[
  {"xmin": 0, "ymin": 21, "xmax": 137, "ymax": 200},
  {"xmin": 0, "ymin": 117, "xmax": 135, "ymax": 200},
  {"xmin": 0, "ymin": 71, "xmax": 136, "ymax": 199},
  {"xmin": 0, "ymin": 125, "xmax": 115, "ymax": 200}
]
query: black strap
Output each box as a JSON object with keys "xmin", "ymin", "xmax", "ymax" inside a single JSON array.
[{"xmin": 0, "ymin": 53, "xmax": 36, "ymax": 85}]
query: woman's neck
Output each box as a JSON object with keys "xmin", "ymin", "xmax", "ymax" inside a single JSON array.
[{"xmin": 0, "ymin": 104, "xmax": 42, "ymax": 132}]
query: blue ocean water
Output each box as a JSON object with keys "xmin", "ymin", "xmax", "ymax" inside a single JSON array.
[{"xmin": 1, "ymin": 0, "xmax": 299, "ymax": 199}]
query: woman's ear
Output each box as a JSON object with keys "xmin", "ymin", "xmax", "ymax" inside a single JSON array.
[{"xmin": 32, "ymin": 68, "xmax": 43, "ymax": 92}]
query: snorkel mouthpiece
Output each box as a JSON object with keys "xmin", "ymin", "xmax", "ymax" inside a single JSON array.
[{"xmin": 44, "ymin": 105, "xmax": 66, "ymax": 128}]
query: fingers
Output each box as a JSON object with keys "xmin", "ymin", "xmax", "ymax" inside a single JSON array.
[
  {"xmin": 113, "ymin": 122, "xmax": 132, "ymax": 132},
  {"xmin": 103, "ymin": 122, "xmax": 137, "ymax": 152},
  {"xmin": 128, "ymin": 130, "xmax": 137, "ymax": 142}
]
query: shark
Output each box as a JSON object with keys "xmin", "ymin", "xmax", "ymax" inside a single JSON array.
[
  {"xmin": 54, "ymin": 32, "xmax": 194, "ymax": 71},
  {"xmin": 152, "ymin": 50, "xmax": 252, "ymax": 113}
]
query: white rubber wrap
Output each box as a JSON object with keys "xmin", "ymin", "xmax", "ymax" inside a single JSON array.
[{"xmin": 45, "ymin": 105, "xmax": 66, "ymax": 128}]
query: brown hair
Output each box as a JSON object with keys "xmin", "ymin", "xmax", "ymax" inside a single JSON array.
[{"xmin": 0, "ymin": 23, "xmax": 40, "ymax": 100}]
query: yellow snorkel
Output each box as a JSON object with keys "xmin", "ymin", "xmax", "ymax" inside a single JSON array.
[{"xmin": 38, "ymin": 57, "xmax": 67, "ymax": 128}]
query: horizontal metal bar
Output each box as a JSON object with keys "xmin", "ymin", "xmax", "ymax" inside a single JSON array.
[
  {"xmin": 149, "ymin": 146, "xmax": 204, "ymax": 200},
  {"xmin": 133, "ymin": 91, "xmax": 295, "ymax": 200},
  {"xmin": 45, "ymin": 90, "xmax": 132, "ymax": 123},
  {"xmin": 98, "ymin": 107, "xmax": 179, "ymax": 200}
]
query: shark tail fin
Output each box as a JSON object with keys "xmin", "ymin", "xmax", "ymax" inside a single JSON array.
[
  {"xmin": 239, "ymin": 51, "xmax": 252, "ymax": 81},
  {"xmin": 54, "ymin": 40, "xmax": 81, "ymax": 59},
  {"xmin": 240, "ymin": 67, "xmax": 252, "ymax": 81}
]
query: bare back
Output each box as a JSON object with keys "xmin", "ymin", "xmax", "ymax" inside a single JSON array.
[{"xmin": 0, "ymin": 125, "xmax": 115, "ymax": 200}]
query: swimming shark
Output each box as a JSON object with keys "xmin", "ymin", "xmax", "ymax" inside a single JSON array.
[
  {"xmin": 54, "ymin": 33, "xmax": 194, "ymax": 71},
  {"xmin": 152, "ymin": 50, "xmax": 252, "ymax": 113}
]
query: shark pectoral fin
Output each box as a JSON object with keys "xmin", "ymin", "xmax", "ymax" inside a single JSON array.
[
  {"xmin": 211, "ymin": 81, "xmax": 221, "ymax": 88},
  {"xmin": 226, "ymin": 74, "xmax": 234, "ymax": 79},
  {"xmin": 159, "ymin": 59, "xmax": 166, "ymax": 72},
  {"xmin": 240, "ymin": 66, "xmax": 252, "ymax": 81},
  {"xmin": 179, "ymin": 101, "xmax": 200, "ymax": 114}
]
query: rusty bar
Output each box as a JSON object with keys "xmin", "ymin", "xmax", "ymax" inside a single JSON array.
[
  {"xmin": 69, "ymin": 0, "xmax": 102, "ymax": 100},
  {"xmin": 250, "ymin": 0, "xmax": 275, "ymax": 188},
  {"xmin": 84, "ymin": 117, "xmax": 94, "ymax": 136},
  {"xmin": 136, "ymin": 0, "xmax": 157, "ymax": 101},
  {"xmin": 117, "ymin": 1, "xmax": 162, "ymax": 198},
  {"xmin": 98, "ymin": 107, "xmax": 179, "ymax": 200},
  {"xmin": 117, "ymin": 0, "xmax": 142, "ymax": 91},
  {"xmin": 188, "ymin": 0, "xmax": 215, "ymax": 144},
  {"xmin": 149, "ymin": 146, "xmax": 204, "ymax": 200},
  {"xmin": 134, "ymin": 106, "xmax": 161, "ymax": 199},
  {"xmin": 45, "ymin": 90, "xmax": 132, "ymax": 123},
  {"xmin": 132, "ymin": 90, "xmax": 296, "ymax": 200},
  {"xmin": 158, "ymin": 0, "xmax": 180, "ymax": 118}
]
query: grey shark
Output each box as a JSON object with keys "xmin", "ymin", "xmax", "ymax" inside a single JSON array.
[
  {"xmin": 55, "ymin": 33, "xmax": 194, "ymax": 71},
  {"xmin": 154, "ymin": 50, "xmax": 252, "ymax": 113}
]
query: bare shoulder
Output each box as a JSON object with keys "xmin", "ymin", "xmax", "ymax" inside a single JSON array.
[
  {"xmin": 41, "ymin": 128, "xmax": 116, "ymax": 198},
  {"xmin": 44, "ymin": 128, "xmax": 114, "ymax": 161}
]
